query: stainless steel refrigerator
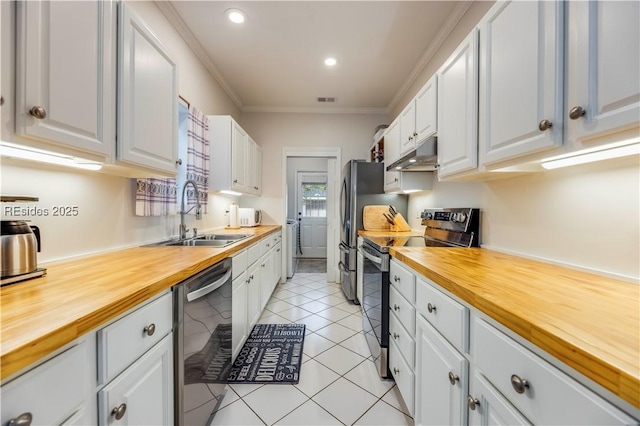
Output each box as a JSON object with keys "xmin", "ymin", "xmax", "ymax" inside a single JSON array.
[{"xmin": 339, "ymin": 160, "xmax": 407, "ymax": 302}]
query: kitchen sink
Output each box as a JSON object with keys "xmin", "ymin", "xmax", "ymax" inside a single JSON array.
[{"xmin": 144, "ymin": 233, "xmax": 251, "ymax": 247}]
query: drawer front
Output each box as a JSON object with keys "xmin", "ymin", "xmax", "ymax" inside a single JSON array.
[
  {"xmin": 263, "ymin": 236, "xmax": 275, "ymax": 254},
  {"xmin": 416, "ymin": 277, "xmax": 468, "ymax": 353},
  {"xmin": 389, "ymin": 338, "xmax": 415, "ymax": 416},
  {"xmin": 271, "ymin": 231, "xmax": 282, "ymax": 247},
  {"xmin": 1, "ymin": 343, "xmax": 88, "ymax": 426},
  {"xmin": 98, "ymin": 292, "xmax": 172, "ymax": 384},
  {"xmin": 232, "ymin": 250, "xmax": 248, "ymax": 280},
  {"xmin": 389, "ymin": 311, "xmax": 415, "ymax": 367},
  {"xmin": 474, "ymin": 317, "xmax": 636, "ymax": 425},
  {"xmin": 247, "ymin": 242, "xmax": 262, "ymax": 265},
  {"xmin": 390, "ymin": 260, "xmax": 416, "ymax": 303},
  {"xmin": 390, "ymin": 285, "xmax": 416, "ymax": 335}
]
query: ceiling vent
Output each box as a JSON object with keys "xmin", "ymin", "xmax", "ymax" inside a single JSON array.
[{"xmin": 317, "ymin": 97, "xmax": 336, "ymax": 103}]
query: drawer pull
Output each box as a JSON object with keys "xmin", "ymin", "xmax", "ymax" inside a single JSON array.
[
  {"xmin": 393, "ymin": 275, "xmax": 400, "ymax": 282},
  {"xmin": 393, "ymin": 367, "xmax": 400, "ymax": 375},
  {"xmin": 393, "ymin": 304, "xmax": 400, "ymax": 311},
  {"xmin": 111, "ymin": 403, "xmax": 127, "ymax": 420},
  {"xmin": 467, "ymin": 396, "xmax": 480, "ymax": 411},
  {"xmin": 143, "ymin": 323, "xmax": 156, "ymax": 336},
  {"xmin": 29, "ymin": 105, "xmax": 47, "ymax": 119},
  {"xmin": 448, "ymin": 372, "xmax": 459, "ymax": 385},
  {"xmin": 8, "ymin": 413, "xmax": 32, "ymax": 426},
  {"xmin": 510, "ymin": 374, "xmax": 530, "ymax": 394},
  {"xmin": 427, "ymin": 303, "xmax": 437, "ymax": 313},
  {"xmin": 393, "ymin": 332, "xmax": 400, "ymax": 340}
]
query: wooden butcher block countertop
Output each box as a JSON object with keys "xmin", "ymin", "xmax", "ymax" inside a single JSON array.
[
  {"xmin": 0, "ymin": 225, "xmax": 281, "ymax": 381},
  {"xmin": 389, "ymin": 247, "xmax": 640, "ymax": 409},
  {"xmin": 357, "ymin": 230, "xmax": 423, "ymax": 238}
]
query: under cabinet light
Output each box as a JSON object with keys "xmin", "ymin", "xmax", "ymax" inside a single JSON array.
[
  {"xmin": 541, "ymin": 139, "xmax": 640, "ymax": 170},
  {"xmin": 0, "ymin": 142, "xmax": 102, "ymax": 171},
  {"xmin": 219, "ymin": 190, "xmax": 242, "ymax": 196}
]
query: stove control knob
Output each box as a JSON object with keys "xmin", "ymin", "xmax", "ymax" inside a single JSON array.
[
  {"xmin": 451, "ymin": 212, "xmax": 467, "ymax": 223},
  {"xmin": 421, "ymin": 211, "xmax": 433, "ymax": 220}
]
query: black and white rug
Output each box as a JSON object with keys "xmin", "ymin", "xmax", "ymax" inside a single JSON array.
[{"xmin": 227, "ymin": 324, "xmax": 306, "ymax": 384}]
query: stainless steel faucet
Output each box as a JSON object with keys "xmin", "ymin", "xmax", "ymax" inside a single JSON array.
[{"xmin": 180, "ymin": 180, "xmax": 202, "ymax": 240}]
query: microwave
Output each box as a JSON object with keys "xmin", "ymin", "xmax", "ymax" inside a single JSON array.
[{"xmin": 239, "ymin": 208, "xmax": 262, "ymax": 227}]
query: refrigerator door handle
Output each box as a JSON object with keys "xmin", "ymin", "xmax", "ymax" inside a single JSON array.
[
  {"xmin": 338, "ymin": 261, "xmax": 348, "ymax": 272},
  {"xmin": 339, "ymin": 243, "xmax": 350, "ymax": 254}
]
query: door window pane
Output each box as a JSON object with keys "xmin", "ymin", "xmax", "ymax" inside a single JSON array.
[{"xmin": 302, "ymin": 183, "xmax": 327, "ymax": 217}]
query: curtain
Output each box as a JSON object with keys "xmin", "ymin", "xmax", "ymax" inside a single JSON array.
[{"xmin": 185, "ymin": 105, "xmax": 210, "ymax": 213}]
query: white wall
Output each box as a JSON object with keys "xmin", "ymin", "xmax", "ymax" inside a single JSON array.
[
  {"xmin": 0, "ymin": 1, "xmax": 240, "ymax": 264},
  {"xmin": 286, "ymin": 157, "xmax": 328, "ymax": 219}
]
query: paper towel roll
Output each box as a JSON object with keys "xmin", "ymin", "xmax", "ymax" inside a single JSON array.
[{"xmin": 229, "ymin": 203, "xmax": 239, "ymax": 228}]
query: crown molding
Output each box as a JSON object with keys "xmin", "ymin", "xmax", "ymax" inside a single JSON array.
[
  {"xmin": 386, "ymin": 1, "xmax": 474, "ymax": 114},
  {"xmin": 155, "ymin": 1, "xmax": 244, "ymax": 110},
  {"xmin": 241, "ymin": 105, "xmax": 389, "ymax": 115}
]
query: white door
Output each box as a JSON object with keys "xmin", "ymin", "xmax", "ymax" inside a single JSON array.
[{"xmin": 297, "ymin": 172, "xmax": 328, "ymax": 259}]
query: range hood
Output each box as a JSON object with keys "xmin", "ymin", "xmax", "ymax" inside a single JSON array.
[{"xmin": 386, "ymin": 135, "xmax": 438, "ymax": 171}]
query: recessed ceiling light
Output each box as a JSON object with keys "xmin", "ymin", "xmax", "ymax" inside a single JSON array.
[
  {"xmin": 226, "ymin": 9, "xmax": 246, "ymax": 24},
  {"xmin": 324, "ymin": 57, "xmax": 337, "ymax": 67}
]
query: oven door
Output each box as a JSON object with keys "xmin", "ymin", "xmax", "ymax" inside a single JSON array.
[{"xmin": 360, "ymin": 244, "xmax": 390, "ymax": 378}]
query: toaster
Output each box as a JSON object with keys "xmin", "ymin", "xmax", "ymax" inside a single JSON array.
[{"xmin": 238, "ymin": 208, "xmax": 262, "ymax": 227}]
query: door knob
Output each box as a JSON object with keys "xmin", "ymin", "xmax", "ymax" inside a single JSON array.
[
  {"xmin": 569, "ymin": 106, "xmax": 586, "ymax": 120},
  {"xmin": 29, "ymin": 106, "xmax": 47, "ymax": 119}
]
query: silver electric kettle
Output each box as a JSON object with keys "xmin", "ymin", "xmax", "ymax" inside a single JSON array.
[{"xmin": 1, "ymin": 220, "xmax": 41, "ymax": 278}]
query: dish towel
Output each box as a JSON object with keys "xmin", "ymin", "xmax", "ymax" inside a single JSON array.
[
  {"xmin": 185, "ymin": 105, "xmax": 210, "ymax": 213},
  {"xmin": 134, "ymin": 105, "xmax": 210, "ymax": 216},
  {"xmin": 134, "ymin": 178, "xmax": 177, "ymax": 216}
]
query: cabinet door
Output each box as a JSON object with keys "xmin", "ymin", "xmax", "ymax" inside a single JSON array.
[
  {"xmin": 467, "ymin": 371, "xmax": 532, "ymax": 426},
  {"xmin": 231, "ymin": 122, "xmax": 248, "ymax": 192},
  {"xmin": 118, "ymin": 3, "xmax": 178, "ymax": 174},
  {"xmin": 566, "ymin": 1, "xmax": 640, "ymax": 149},
  {"xmin": 98, "ymin": 335, "xmax": 173, "ymax": 426},
  {"xmin": 247, "ymin": 262, "xmax": 261, "ymax": 328},
  {"xmin": 415, "ymin": 75, "xmax": 438, "ymax": 145},
  {"xmin": 232, "ymin": 273, "xmax": 248, "ymax": 359},
  {"xmin": 415, "ymin": 314, "xmax": 468, "ymax": 426},
  {"xmin": 15, "ymin": 0, "xmax": 115, "ymax": 158},
  {"xmin": 384, "ymin": 118, "xmax": 401, "ymax": 192},
  {"xmin": 260, "ymin": 252, "xmax": 274, "ymax": 311},
  {"xmin": 437, "ymin": 29, "xmax": 479, "ymax": 178},
  {"xmin": 274, "ymin": 243, "xmax": 282, "ymax": 286},
  {"xmin": 400, "ymin": 101, "xmax": 417, "ymax": 155},
  {"xmin": 478, "ymin": 0, "xmax": 563, "ymax": 166}
]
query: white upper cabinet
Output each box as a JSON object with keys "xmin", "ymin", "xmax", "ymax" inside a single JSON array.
[
  {"xmin": 384, "ymin": 117, "xmax": 401, "ymax": 193},
  {"xmin": 399, "ymin": 101, "xmax": 417, "ymax": 155},
  {"xmin": 15, "ymin": 0, "xmax": 116, "ymax": 159},
  {"xmin": 478, "ymin": 0, "xmax": 564, "ymax": 167},
  {"xmin": 565, "ymin": 1, "xmax": 640, "ymax": 150},
  {"xmin": 209, "ymin": 115, "xmax": 262, "ymax": 196},
  {"xmin": 399, "ymin": 74, "xmax": 438, "ymax": 157},
  {"xmin": 437, "ymin": 29, "xmax": 479, "ymax": 179},
  {"xmin": 118, "ymin": 3, "xmax": 178, "ymax": 175},
  {"xmin": 415, "ymin": 74, "xmax": 438, "ymax": 145}
]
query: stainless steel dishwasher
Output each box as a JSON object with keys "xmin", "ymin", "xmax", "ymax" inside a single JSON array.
[{"xmin": 174, "ymin": 258, "xmax": 233, "ymax": 425}]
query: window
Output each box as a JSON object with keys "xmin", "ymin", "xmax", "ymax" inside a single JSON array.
[{"xmin": 301, "ymin": 182, "xmax": 327, "ymax": 218}]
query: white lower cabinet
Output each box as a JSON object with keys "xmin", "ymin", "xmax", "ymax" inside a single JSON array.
[
  {"xmin": 231, "ymin": 270, "xmax": 248, "ymax": 360},
  {"xmin": 247, "ymin": 260, "xmax": 262, "ymax": 329},
  {"xmin": 0, "ymin": 342, "xmax": 93, "ymax": 426},
  {"xmin": 98, "ymin": 334, "xmax": 173, "ymax": 425},
  {"xmin": 467, "ymin": 370, "xmax": 531, "ymax": 426},
  {"xmin": 415, "ymin": 313, "xmax": 468, "ymax": 426},
  {"xmin": 393, "ymin": 258, "xmax": 638, "ymax": 426}
]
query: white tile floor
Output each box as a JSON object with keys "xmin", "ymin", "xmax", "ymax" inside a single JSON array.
[{"xmin": 211, "ymin": 273, "xmax": 414, "ymax": 426}]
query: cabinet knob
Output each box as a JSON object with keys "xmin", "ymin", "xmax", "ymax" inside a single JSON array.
[
  {"xmin": 0, "ymin": 95, "xmax": 4, "ymax": 106},
  {"xmin": 394, "ymin": 177, "xmax": 398, "ymax": 182},
  {"xmin": 143, "ymin": 323, "xmax": 156, "ymax": 336},
  {"xmin": 408, "ymin": 136, "xmax": 413, "ymax": 141},
  {"xmin": 393, "ymin": 367, "xmax": 400, "ymax": 375},
  {"xmin": 250, "ymin": 274, "xmax": 254, "ymax": 280},
  {"xmin": 8, "ymin": 413, "xmax": 32, "ymax": 426},
  {"xmin": 427, "ymin": 303, "xmax": 437, "ymax": 313},
  {"xmin": 175, "ymin": 158, "xmax": 183, "ymax": 166},
  {"xmin": 413, "ymin": 132, "xmax": 418, "ymax": 137},
  {"xmin": 277, "ymin": 249, "xmax": 281, "ymax": 252},
  {"xmin": 28, "ymin": 106, "xmax": 47, "ymax": 120},
  {"xmin": 393, "ymin": 304, "xmax": 400, "ymax": 311},
  {"xmin": 393, "ymin": 332, "xmax": 400, "ymax": 340},
  {"xmin": 111, "ymin": 403, "xmax": 127, "ymax": 420},
  {"xmin": 467, "ymin": 396, "xmax": 480, "ymax": 411},
  {"xmin": 538, "ymin": 119, "xmax": 553, "ymax": 131},
  {"xmin": 569, "ymin": 106, "xmax": 586, "ymax": 120},
  {"xmin": 261, "ymin": 263, "xmax": 265, "ymax": 268},
  {"xmin": 233, "ymin": 179, "xmax": 238, "ymax": 183},
  {"xmin": 448, "ymin": 372, "xmax": 459, "ymax": 385},
  {"xmin": 394, "ymin": 275, "xmax": 400, "ymax": 282},
  {"xmin": 510, "ymin": 374, "xmax": 530, "ymax": 394}
]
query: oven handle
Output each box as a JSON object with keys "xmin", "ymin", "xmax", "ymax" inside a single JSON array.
[
  {"xmin": 361, "ymin": 246, "xmax": 383, "ymax": 266},
  {"xmin": 186, "ymin": 268, "xmax": 232, "ymax": 302}
]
